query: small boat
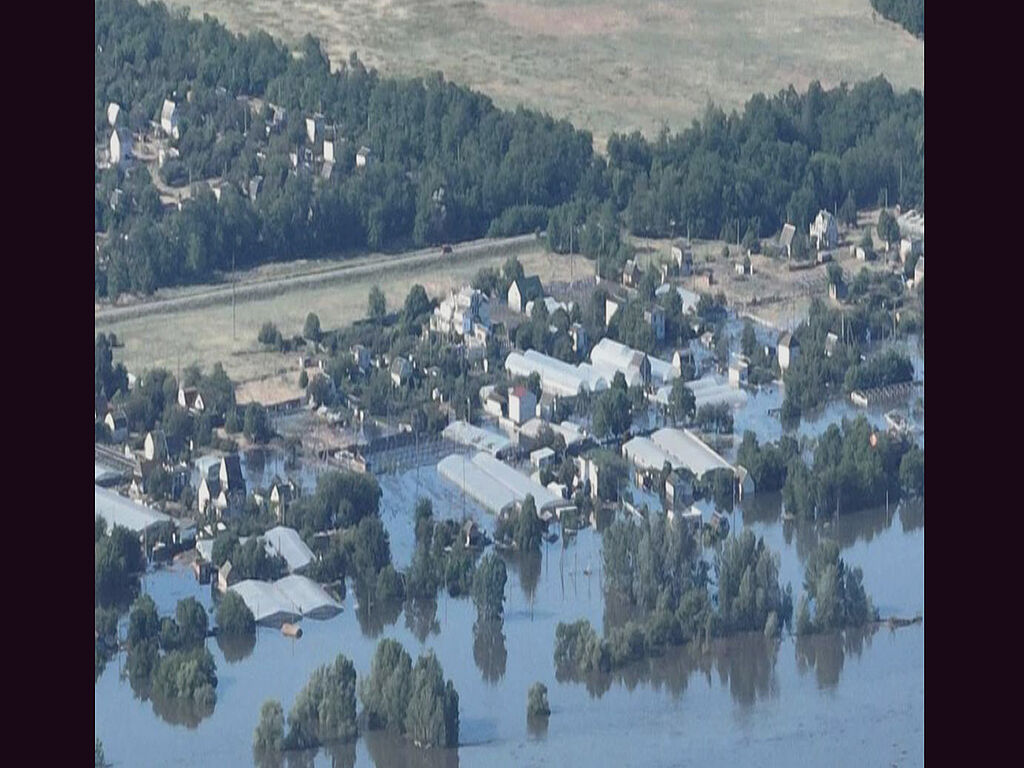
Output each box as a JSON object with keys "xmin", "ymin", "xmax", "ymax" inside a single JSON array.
[{"xmin": 281, "ymin": 622, "xmax": 302, "ymax": 638}]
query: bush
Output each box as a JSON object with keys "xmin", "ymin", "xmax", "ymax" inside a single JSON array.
[
  {"xmin": 253, "ymin": 700, "xmax": 285, "ymax": 755},
  {"xmin": 303, "ymin": 312, "xmax": 322, "ymax": 342},
  {"xmin": 527, "ymin": 682, "xmax": 550, "ymax": 718}
]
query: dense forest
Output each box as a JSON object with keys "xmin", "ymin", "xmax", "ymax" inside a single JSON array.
[
  {"xmin": 871, "ymin": 0, "xmax": 924, "ymax": 38},
  {"xmin": 95, "ymin": 0, "xmax": 924, "ymax": 298}
]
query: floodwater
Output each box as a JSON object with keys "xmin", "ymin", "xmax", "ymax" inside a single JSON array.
[
  {"xmin": 96, "ymin": 476, "xmax": 923, "ymax": 767},
  {"xmin": 97, "ymin": 332, "xmax": 923, "ymax": 767}
]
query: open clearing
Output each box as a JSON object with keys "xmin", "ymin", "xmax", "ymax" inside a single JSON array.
[
  {"xmin": 160, "ymin": 0, "xmax": 924, "ymax": 150},
  {"xmin": 96, "ymin": 242, "xmax": 593, "ymax": 383}
]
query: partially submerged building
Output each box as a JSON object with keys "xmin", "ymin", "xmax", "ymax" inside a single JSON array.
[{"xmin": 230, "ymin": 574, "xmax": 342, "ymax": 626}]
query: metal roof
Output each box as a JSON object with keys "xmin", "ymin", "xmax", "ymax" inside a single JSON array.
[
  {"xmin": 262, "ymin": 526, "xmax": 315, "ymax": 573},
  {"xmin": 622, "ymin": 436, "xmax": 677, "ymax": 472},
  {"xmin": 443, "ymin": 421, "xmax": 512, "ymax": 457},
  {"xmin": 650, "ymin": 428, "xmax": 733, "ymax": 479},
  {"xmin": 95, "ymin": 486, "xmax": 173, "ymax": 534},
  {"xmin": 438, "ymin": 454, "xmax": 517, "ymax": 515},
  {"xmin": 230, "ymin": 575, "xmax": 342, "ymax": 626}
]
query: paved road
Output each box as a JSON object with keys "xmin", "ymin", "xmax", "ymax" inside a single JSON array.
[{"xmin": 95, "ymin": 233, "xmax": 541, "ymax": 324}]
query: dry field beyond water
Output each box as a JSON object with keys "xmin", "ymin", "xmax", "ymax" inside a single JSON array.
[
  {"xmin": 159, "ymin": 0, "xmax": 924, "ymax": 150},
  {"xmin": 95, "ymin": 243, "xmax": 593, "ymax": 384}
]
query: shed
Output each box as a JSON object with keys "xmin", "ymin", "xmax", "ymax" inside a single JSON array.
[
  {"xmin": 160, "ymin": 99, "xmax": 179, "ymax": 138},
  {"xmin": 530, "ymin": 446, "xmax": 557, "ymax": 469},
  {"xmin": 779, "ymin": 223, "xmax": 796, "ymax": 257},
  {"xmin": 356, "ymin": 146, "xmax": 372, "ymax": 167},
  {"xmin": 104, "ymin": 409, "xmax": 128, "ymax": 443},
  {"xmin": 178, "ymin": 386, "xmax": 205, "ymax": 412},
  {"xmin": 508, "ymin": 386, "xmax": 538, "ymax": 425},
  {"xmin": 508, "ymin": 276, "xmax": 543, "ymax": 313},
  {"xmin": 778, "ymin": 332, "xmax": 800, "ymax": 371}
]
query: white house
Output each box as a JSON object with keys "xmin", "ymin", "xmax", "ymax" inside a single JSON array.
[
  {"xmin": 323, "ymin": 139, "xmax": 336, "ymax": 163},
  {"xmin": 530, "ymin": 447, "xmax": 557, "ymax": 470},
  {"xmin": 507, "ymin": 385, "xmax": 537, "ymax": 426},
  {"xmin": 356, "ymin": 146, "xmax": 372, "ymax": 168},
  {"xmin": 778, "ymin": 332, "xmax": 800, "ymax": 371},
  {"xmin": 507, "ymin": 276, "xmax": 543, "ymax": 314},
  {"xmin": 605, "ymin": 297, "xmax": 622, "ymax": 327},
  {"xmin": 161, "ymin": 99, "xmax": 179, "ymax": 139},
  {"xmin": 178, "ymin": 386, "xmax": 205, "ymax": 413},
  {"xmin": 728, "ymin": 356, "xmax": 749, "ymax": 387},
  {"xmin": 899, "ymin": 237, "xmax": 923, "ymax": 263},
  {"xmin": 809, "ymin": 210, "xmax": 838, "ymax": 250},
  {"xmin": 390, "ymin": 356, "xmax": 413, "ymax": 387},
  {"xmin": 104, "ymin": 410, "xmax": 128, "ymax": 443},
  {"xmin": 106, "ymin": 102, "xmax": 121, "ymax": 127},
  {"xmin": 622, "ymin": 259, "xmax": 642, "ymax": 287},
  {"xmin": 670, "ymin": 240, "xmax": 694, "ymax": 275},
  {"xmin": 110, "ymin": 129, "xmax": 133, "ymax": 165},
  {"xmin": 305, "ymin": 114, "xmax": 324, "ymax": 145}
]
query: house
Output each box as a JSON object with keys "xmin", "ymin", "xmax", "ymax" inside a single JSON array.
[
  {"xmin": 198, "ymin": 477, "xmax": 221, "ymax": 514},
  {"xmin": 248, "ymin": 175, "xmax": 264, "ymax": 203},
  {"xmin": 144, "ymin": 430, "xmax": 170, "ymax": 462},
  {"xmin": 779, "ymin": 223, "xmax": 796, "ymax": 257},
  {"xmin": 462, "ymin": 519, "xmax": 485, "ymax": 548},
  {"xmin": 104, "ymin": 410, "xmax": 128, "ymax": 443},
  {"xmin": 605, "ymin": 296, "xmax": 623, "ymax": 326},
  {"xmin": 432, "ymin": 287, "xmax": 491, "ymax": 337},
  {"xmin": 483, "ymin": 388, "xmax": 507, "ymax": 419},
  {"xmin": 270, "ymin": 480, "xmax": 296, "ymax": 520},
  {"xmin": 622, "ymin": 259, "xmax": 642, "ymax": 287},
  {"xmin": 530, "ymin": 446, "xmax": 557, "ymax": 469},
  {"xmin": 390, "ymin": 356, "xmax": 413, "ymax": 387},
  {"xmin": 854, "ymin": 246, "xmax": 871, "ymax": 262},
  {"xmin": 672, "ymin": 349, "xmax": 695, "ymax": 376},
  {"xmin": 352, "ymin": 344, "xmax": 371, "ymax": 372},
  {"xmin": 816, "ymin": 250, "xmax": 833, "ymax": 265},
  {"xmin": 110, "ymin": 129, "xmax": 133, "ymax": 165},
  {"xmin": 356, "ymin": 146, "xmax": 372, "ymax": 168},
  {"xmin": 323, "ymin": 138, "xmax": 336, "ymax": 164},
  {"xmin": 809, "ymin": 210, "xmax": 838, "ymax": 250},
  {"xmin": 645, "ymin": 306, "xmax": 666, "ymax": 342},
  {"xmin": 899, "ymin": 237, "xmax": 923, "ymax": 263},
  {"xmin": 195, "ymin": 454, "xmax": 222, "ymax": 486},
  {"xmin": 778, "ymin": 332, "xmax": 800, "ymax": 371},
  {"xmin": 671, "ymin": 240, "xmax": 694, "ymax": 275},
  {"xmin": 824, "ymin": 332, "xmax": 839, "ymax": 358},
  {"xmin": 160, "ymin": 99, "xmax": 179, "ymax": 139},
  {"xmin": 178, "ymin": 386, "xmax": 205, "ymax": 413},
  {"xmin": 507, "ymin": 385, "xmax": 537, "ymax": 426},
  {"xmin": 665, "ymin": 471, "xmax": 694, "ymax": 510},
  {"xmin": 305, "ymin": 114, "xmax": 324, "ymax": 144},
  {"xmin": 828, "ymin": 281, "xmax": 847, "ymax": 301},
  {"xmin": 217, "ymin": 560, "xmax": 235, "ymax": 593},
  {"xmin": 728, "ymin": 356, "xmax": 749, "ymax": 387},
  {"xmin": 507, "ymin": 276, "xmax": 544, "ymax": 313},
  {"xmin": 107, "ymin": 102, "xmax": 121, "ymax": 127},
  {"xmin": 220, "ymin": 455, "xmax": 246, "ymax": 499},
  {"xmin": 570, "ymin": 323, "xmax": 588, "ymax": 356},
  {"xmin": 735, "ymin": 465, "xmax": 755, "ymax": 500},
  {"xmin": 914, "ymin": 257, "xmax": 924, "ymax": 288}
]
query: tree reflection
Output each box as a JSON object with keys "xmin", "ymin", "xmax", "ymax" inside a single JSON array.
[
  {"xmin": 364, "ymin": 729, "xmax": 459, "ymax": 768},
  {"xmin": 526, "ymin": 715, "xmax": 549, "ymax": 739},
  {"xmin": 356, "ymin": 592, "xmax": 403, "ymax": 638},
  {"xmin": 899, "ymin": 499, "xmax": 924, "ymax": 532},
  {"xmin": 505, "ymin": 551, "xmax": 542, "ymax": 603},
  {"xmin": 555, "ymin": 632, "xmax": 781, "ymax": 706},
  {"xmin": 472, "ymin": 619, "xmax": 507, "ymax": 683},
  {"xmin": 323, "ymin": 740, "xmax": 357, "ymax": 768},
  {"xmin": 149, "ymin": 690, "xmax": 215, "ymax": 728},
  {"xmin": 405, "ymin": 598, "xmax": 441, "ymax": 643},
  {"xmin": 794, "ymin": 626, "xmax": 876, "ymax": 689},
  {"xmin": 740, "ymin": 492, "xmax": 783, "ymax": 526},
  {"xmin": 217, "ymin": 631, "xmax": 256, "ymax": 663},
  {"xmin": 712, "ymin": 634, "xmax": 779, "ymax": 706},
  {"xmin": 284, "ymin": 748, "xmax": 316, "ymax": 768}
]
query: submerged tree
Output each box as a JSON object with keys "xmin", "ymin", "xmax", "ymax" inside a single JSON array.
[
  {"xmin": 527, "ymin": 683, "xmax": 551, "ymax": 719},
  {"xmin": 285, "ymin": 654, "xmax": 358, "ymax": 749},
  {"xmin": 404, "ymin": 652, "xmax": 459, "ymax": 748}
]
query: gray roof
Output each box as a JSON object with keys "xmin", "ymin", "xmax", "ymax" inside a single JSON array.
[
  {"xmin": 230, "ymin": 575, "xmax": 343, "ymax": 626},
  {"xmin": 779, "ymin": 223, "xmax": 796, "ymax": 248},
  {"xmin": 221, "ymin": 455, "xmax": 245, "ymax": 490},
  {"xmin": 95, "ymin": 486, "xmax": 172, "ymax": 534},
  {"xmin": 442, "ymin": 421, "xmax": 512, "ymax": 457},
  {"xmin": 512, "ymin": 276, "xmax": 543, "ymax": 301},
  {"xmin": 261, "ymin": 526, "xmax": 314, "ymax": 573}
]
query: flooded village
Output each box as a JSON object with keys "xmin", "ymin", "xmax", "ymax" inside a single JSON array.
[{"xmin": 96, "ymin": 205, "xmax": 923, "ymax": 767}]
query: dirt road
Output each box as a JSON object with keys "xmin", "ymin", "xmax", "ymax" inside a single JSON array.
[{"xmin": 94, "ymin": 232, "xmax": 541, "ymax": 324}]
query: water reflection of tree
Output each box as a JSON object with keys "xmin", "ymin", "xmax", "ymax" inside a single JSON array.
[
  {"xmin": 505, "ymin": 551, "xmax": 542, "ymax": 604},
  {"xmin": 217, "ymin": 632, "xmax": 256, "ymax": 663},
  {"xmin": 149, "ymin": 690, "xmax": 215, "ymax": 729},
  {"xmin": 284, "ymin": 748, "xmax": 316, "ymax": 768},
  {"xmin": 526, "ymin": 715, "xmax": 549, "ymax": 739},
  {"xmin": 356, "ymin": 594, "xmax": 403, "ymax": 638},
  {"xmin": 405, "ymin": 598, "xmax": 440, "ymax": 643},
  {"xmin": 740, "ymin": 492, "xmax": 783, "ymax": 526},
  {"xmin": 472, "ymin": 619, "xmax": 507, "ymax": 683},
  {"xmin": 795, "ymin": 625, "xmax": 876, "ymax": 689},
  {"xmin": 364, "ymin": 729, "xmax": 459, "ymax": 768},
  {"xmin": 713, "ymin": 634, "xmax": 779, "ymax": 706},
  {"xmin": 787, "ymin": 507, "xmax": 893, "ymax": 564},
  {"xmin": 323, "ymin": 740, "xmax": 357, "ymax": 768},
  {"xmin": 557, "ymin": 632, "xmax": 780, "ymax": 706},
  {"xmin": 899, "ymin": 499, "xmax": 924, "ymax": 532}
]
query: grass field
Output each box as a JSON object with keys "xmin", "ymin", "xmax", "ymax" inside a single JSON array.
[
  {"xmin": 159, "ymin": 0, "xmax": 924, "ymax": 150},
  {"xmin": 96, "ymin": 244, "xmax": 594, "ymax": 383}
]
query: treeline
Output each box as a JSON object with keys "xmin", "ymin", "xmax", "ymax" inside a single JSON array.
[
  {"xmin": 871, "ymin": 0, "xmax": 924, "ymax": 38},
  {"xmin": 95, "ymin": 0, "xmax": 923, "ymax": 298},
  {"xmin": 556, "ymin": 526, "xmax": 791, "ymax": 678}
]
